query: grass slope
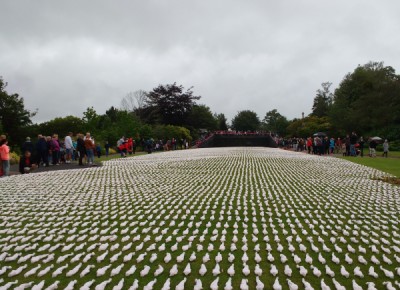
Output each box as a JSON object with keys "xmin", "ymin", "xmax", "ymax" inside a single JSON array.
[
  {"xmin": 0, "ymin": 148, "xmax": 399, "ymax": 289},
  {"xmin": 340, "ymin": 155, "xmax": 400, "ymax": 177}
]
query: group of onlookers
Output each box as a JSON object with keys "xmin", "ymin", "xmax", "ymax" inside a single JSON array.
[
  {"xmin": 215, "ymin": 130, "xmax": 270, "ymax": 135},
  {"xmin": 0, "ymin": 132, "xmax": 102, "ymax": 177},
  {"xmin": 27, "ymin": 132, "xmax": 99, "ymax": 167},
  {"xmin": 1, "ymin": 135, "xmax": 40, "ymax": 176},
  {"xmin": 117, "ymin": 137, "xmax": 136, "ymax": 157},
  {"xmin": 117, "ymin": 136, "xmax": 189, "ymax": 155},
  {"xmin": 281, "ymin": 132, "xmax": 390, "ymax": 157}
]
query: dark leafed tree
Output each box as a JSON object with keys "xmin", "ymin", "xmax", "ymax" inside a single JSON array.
[
  {"xmin": 146, "ymin": 82, "xmax": 201, "ymax": 126},
  {"xmin": 262, "ymin": 109, "xmax": 289, "ymax": 136},
  {"xmin": 215, "ymin": 113, "xmax": 228, "ymax": 130},
  {"xmin": 36, "ymin": 116, "xmax": 85, "ymax": 137},
  {"xmin": 187, "ymin": 104, "xmax": 217, "ymax": 130},
  {"xmin": 311, "ymin": 82, "xmax": 333, "ymax": 117},
  {"xmin": 121, "ymin": 90, "xmax": 148, "ymax": 113},
  {"xmin": 231, "ymin": 110, "xmax": 260, "ymax": 131},
  {"xmin": 82, "ymin": 106, "xmax": 99, "ymax": 132},
  {"xmin": 105, "ymin": 106, "xmax": 119, "ymax": 123},
  {"xmin": 330, "ymin": 61, "xmax": 400, "ymax": 137},
  {"xmin": 0, "ymin": 77, "xmax": 36, "ymax": 145}
]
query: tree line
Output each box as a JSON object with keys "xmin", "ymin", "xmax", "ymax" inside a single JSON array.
[
  {"xmin": 230, "ymin": 61, "xmax": 400, "ymax": 141},
  {"xmin": 0, "ymin": 81, "xmax": 229, "ymax": 150},
  {"xmin": 1, "ymin": 61, "xmax": 399, "ymax": 150}
]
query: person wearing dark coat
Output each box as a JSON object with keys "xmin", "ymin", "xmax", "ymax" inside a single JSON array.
[
  {"xmin": 36, "ymin": 134, "xmax": 49, "ymax": 167},
  {"xmin": 105, "ymin": 141, "xmax": 110, "ymax": 157},
  {"xmin": 76, "ymin": 134, "xmax": 86, "ymax": 166},
  {"xmin": 22, "ymin": 137, "xmax": 35, "ymax": 154},
  {"xmin": 350, "ymin": 132, "xmax": 358, "ymax": 156},
  {"xmin": 359, "ymin": 137, "xmax": 365, "ymax": 157},
  {"xmin": 19, "ymin": 151, "xmax": 37, "ymax": 174}
]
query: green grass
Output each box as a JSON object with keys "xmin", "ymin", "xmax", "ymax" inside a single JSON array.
[
  {"xmin": 1, "ymin": 148, "xmax": 399, "ymax": 289},
  {"xmin": 340, "ymin": 154, "xmax": 400, "ymax": 177}
]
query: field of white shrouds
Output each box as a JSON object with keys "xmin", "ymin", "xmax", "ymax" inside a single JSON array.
[{"xmin": 1, "ymin": 147, "xmax": 400, "ymax": 290}]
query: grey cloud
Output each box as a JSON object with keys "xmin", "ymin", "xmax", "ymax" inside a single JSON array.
[{"xmin": 1, "ymin": 0, "xmax": 400, "ymax": 123}]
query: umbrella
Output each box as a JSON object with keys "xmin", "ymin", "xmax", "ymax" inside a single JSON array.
[
  {"xmin": 370, "ymin": 136, "xmax": 383, "ymax": 143},
  {"xmin": 313, "ymin": 132, "xmax": 327, "ymax": 137}
]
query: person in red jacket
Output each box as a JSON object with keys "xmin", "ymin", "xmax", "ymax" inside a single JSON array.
[
  {"xmin": 118, "ymin": 138, "xmax": 129, "ymax": 157},
  {"xmin": 306, "ymin": 137, "xmax": 313, "ymax": 154},
  {"xmin": 127, "ymin": 138, "xmax": 133, "ymax": 155}
]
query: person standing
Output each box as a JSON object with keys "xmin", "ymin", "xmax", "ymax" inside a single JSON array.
[
  {"xmin": 292, "ymin": 137, "xmax": 298, "ymax": 151},
  {"xmin": 127, "ymin": 138, "xmax": 133, "ymax": 155},
  {"xmin": 50, "ymin": 135, "xmax": 60, "ymax": 165},
  {"xmin": 76, "ymin": 134, "xmax": 86, "ymax": 166},
  {"xmin": 335, "ymin": 137, "xmax": 342, "ymax": 154},
  {"xmin": 46, "ymin": 136, "xmax": 53, "ymax": 165},
  {"xmin": 329, "ymin": 137, "xmax": 335, "ymax": 154},
  {"xmin": 369, "ymin": 139, "xmax": 377, "ymax": 157},
  {"xmin": 306, "ymin": 137, "xmax": 312, "ymax": 154},
  {"xmin": 359, "ymin": 137, "xmax": 365, "ymax": 157},
  {"xmin": 172, "ymin": 138, "xmax": 177, "ymax": 150},
  {"xmin": 22, "ymin": 137, "xmax": 34, "ymax": 155},
  {"xmin": 72, "ymin": 138, "xmax": 77, "ymax": 161},
  {"xmin": 132, "ymin": 139, "xmax": 136, "ymax": 154},
  {"xmin": 383, "ymin": 139, "xmax": 389, "ymax": 158},
  {"xmin": 345, "ymin": 135, "xmax": 351, "ymax": 156},
  {"xmin": 0, "ymin": 138, "xmax": 10, "ymax": 177},
  {"xmin": 36, "ymin": 134, "xmax": 49, "ymax": 167},
  {"xmin": 350, "ymin": 132, "xmax": 358, "ymax": 156},
  {"xmin": 105, "ymin": 141, "xmax": 110, "ymax": 157},
  {"xmin": 96, "ymin": 143, "xmax": 101, "ymax": 158},
  {"xmin": 0, "ymin": 136, "xmax": 3, "ymax": 177},
  {"xmin": 84, "ymin": 132, "xmax": 95, "ymax": 165},
  {"xmin": 117, "ymin": 136, "xmax": 125, "ymax": 157},
  {"xmin": 64, "ymin": 132, "xmax": 74, "ymax": 163}
]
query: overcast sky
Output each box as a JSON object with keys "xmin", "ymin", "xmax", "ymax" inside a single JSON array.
[{"xmin": 1, "ymin": 1, "xmax": 399, "ymax": 123}]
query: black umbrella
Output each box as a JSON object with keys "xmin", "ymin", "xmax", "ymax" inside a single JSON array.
[
  {"xmin": 313, "ymin": 132, "xmax": 327, "ymax": 137},
  {"xmin": 370, "ymin": 136, "xmax": 383, "ymax": 143}
]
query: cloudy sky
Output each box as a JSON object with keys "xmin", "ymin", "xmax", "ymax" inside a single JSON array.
[{"xmin": 1, "ymin": 1, "xmax": 399, "ymax": 123}]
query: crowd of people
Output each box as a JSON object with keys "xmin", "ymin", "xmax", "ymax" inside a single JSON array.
[
  {"xmin": 279, "ymin": 132, "xmax": 390, "ymax": 157},
  {"xmin": 0, "ymin": 132, "xmax": 103, "ymax": 177},
  {"xmin": 25, "ymin": 132, "xmax": 101, "ymax": 168},
  {"xmin": 214, "ymin": 130, "xmax": 271, "ymax": 136},
  {"xmin": 0, "ymin": 130, "xmax": 392, "ymax": 177},
  {"xmin": 116, "ymin": 136, "xmax": 190, "ymax": 155},
  {"xmin": 0, "ymin": 132, "xmax": 194, "ymax": 177}
]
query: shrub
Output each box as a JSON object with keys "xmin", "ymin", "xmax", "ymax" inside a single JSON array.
[{"xmin": 10, "ymin": 152, "xmax": 20, "ymax": 165}]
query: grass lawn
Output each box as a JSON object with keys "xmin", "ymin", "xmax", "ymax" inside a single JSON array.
[
  {"xmin": 340, "ymin": 153, "xmax": 400, "ymax": 177},
  {"xmin": 1, "ymin": 148, "xmax": 399, "ymax": 289}
]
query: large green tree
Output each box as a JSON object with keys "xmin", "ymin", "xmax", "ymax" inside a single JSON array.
[
  {"xmin": 0, "ymin": 77, "xmax": 36, "ymax": 145},
  {"xmin": 311, "ymin": 82, "xmax": 333, "ymax": 117},
  {"xmin": 187, "ymin": 104, "xmax": 217, "ymax": 131},
  {"xmin": 261, "ymin": 109, "xmax": 289, "ymax": 136},
  {"xmin": 215, "ymin": 113, "xmax": 228, "ymax": 130},
  {"xmin": 231, "ymin": 110, "xmax": 260, "ymax": 131},
  {"xmin": 287, "ymin": 116, "xmax": 331, "ymax": 137},
  {"xmin": 36, "ymin": 116, "xmax": 85, "ymax": 137},
  {"xmin": 330, "ymin": 61, "xmax": 400, "ymax": 138},
  {"xmin": 153, "ymin": 125, "xmax": 192, "ymax": 141},
  {"xmin": 146, "ymin": 83, "xmax": 201, "ymax": 126}
]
